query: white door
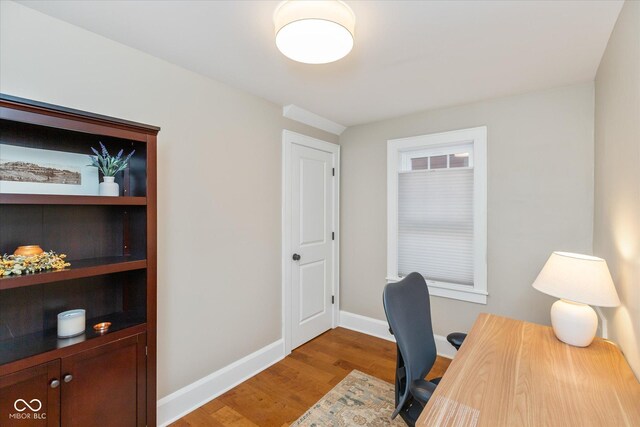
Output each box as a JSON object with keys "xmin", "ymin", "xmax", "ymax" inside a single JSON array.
[{"xmin": 283, "ymin": 131, "xmax": 339, "ymax": 351}]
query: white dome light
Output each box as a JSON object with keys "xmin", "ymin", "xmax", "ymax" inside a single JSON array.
[{"xmin": 274, "ymin": 1, "xmax": 355, "ymax": 64}]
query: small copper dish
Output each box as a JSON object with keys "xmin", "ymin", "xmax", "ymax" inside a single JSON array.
[{"xmin": 93, "ymin": 322, "xmax": 111, "ymax": 334}]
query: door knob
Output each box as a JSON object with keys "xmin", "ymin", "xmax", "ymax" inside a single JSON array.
[
  {"xmin": 63, "ymin": 374, "xmax": 73, "ymax": 383},
  {"xmin": 50, "ymin": 379, "xmax": 60, "ymax": 388},
  {"xmin": 292, "ymin": 253, "xmax": 301, "ymax": 261}
]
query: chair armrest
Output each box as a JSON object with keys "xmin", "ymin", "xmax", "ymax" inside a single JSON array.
[
  {"xmin": 410, "ymin": 378, "xmax": 438, "ymax": 406},
  {"xmin": 447, "ymin": 332, "xmax": 467, "ymax": 350}
]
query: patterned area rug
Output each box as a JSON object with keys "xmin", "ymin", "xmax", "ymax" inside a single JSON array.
[{"xmin": 291, "ymin": 370, "xmax": 406, "ymax": 426}]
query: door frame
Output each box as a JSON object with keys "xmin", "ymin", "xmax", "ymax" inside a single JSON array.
[{"xmin": 282, "ymin": 130, "xmax": 340, "ymax": 355}]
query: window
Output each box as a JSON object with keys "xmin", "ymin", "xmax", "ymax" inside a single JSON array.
[{"xmin": 387, "ymin": 127, "xmax": 487, "ymax": 304}]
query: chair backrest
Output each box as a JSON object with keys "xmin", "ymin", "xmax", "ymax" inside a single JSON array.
[{"xmin": 383, "ymin": 272, "xmax": 437, "ymax": 384}]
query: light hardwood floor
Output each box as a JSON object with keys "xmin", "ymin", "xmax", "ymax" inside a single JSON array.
[{"xmin": 171, "ymin": 327, "xmax": 451, "ymax": 427}]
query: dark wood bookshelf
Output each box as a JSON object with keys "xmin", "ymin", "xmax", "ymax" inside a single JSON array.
[
  {"xmin": 0, "ymin": 194, "xmax": 147, "ymax": 205},
  {"xmin": 0, "ymin": 94, "xmax": 158, "ymax": 426},
  {"xmin": 0, "ymin": 257, "xmax": 147, "ymax": 290}
]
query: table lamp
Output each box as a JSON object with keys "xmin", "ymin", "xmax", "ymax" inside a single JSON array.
[{"xmin": 532, "ymin": 251, "xmax": 620, "ymax": 347}]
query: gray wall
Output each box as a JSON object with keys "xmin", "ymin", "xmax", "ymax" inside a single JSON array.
[
  {"xmin": 339, "ymin": 83, "xmax": 595, "ymax": 336},
  {"xmin": 0, "ymin": 1, "xmax": 337, "ymax": 398},
  {"xmin": 594, "ymin": 0, "xmax": 640, "ymax": 379}
]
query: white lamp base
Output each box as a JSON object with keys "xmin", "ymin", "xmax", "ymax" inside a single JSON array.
[{"xmin": 550, "ymin": 299, "xmax": 598, "ymax": 347}]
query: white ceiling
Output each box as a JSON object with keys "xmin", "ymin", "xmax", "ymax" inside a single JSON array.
[{"xmin": 19, "ymin": 0, "xmax": 622, "ymax": 127}]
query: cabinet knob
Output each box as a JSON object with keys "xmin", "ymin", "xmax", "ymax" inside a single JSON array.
[
  {"xmin": 63, "ymin": 374, "xmax": 73, "ymax": 383},
  {"xmin": 50, "ymin": 379, "xmax": 60, "ymax": 388}
]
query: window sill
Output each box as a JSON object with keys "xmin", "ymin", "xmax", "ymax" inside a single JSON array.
[{"xmin": 386, "ymin": 276, "xmax": 488, "ymax": 305}]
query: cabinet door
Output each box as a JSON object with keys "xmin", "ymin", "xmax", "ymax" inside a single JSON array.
[
  {"xmin": 0, "ymin": 360, "xmax": 60, "ymax": 427},
  {"xmin": 61, "ymin": 334, "xmax": 146, "ymax": 427}
]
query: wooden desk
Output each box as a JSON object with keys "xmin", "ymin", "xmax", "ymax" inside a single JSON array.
[{"xmin": 418, "ymin": 313, "xmax": 640, "ymax": 426}]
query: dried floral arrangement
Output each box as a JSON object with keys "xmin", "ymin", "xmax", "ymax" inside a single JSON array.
[
  {"xmin": 0, "ymin": 251, "xmax": 70, "ymax": 276},
  {"xmin": 89, "ymin": 142, "xmax": 135, "ymax": 177}
]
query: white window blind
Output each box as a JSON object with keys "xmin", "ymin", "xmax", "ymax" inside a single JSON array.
[
  {"xmin": 398, "ymin": 168, "xmax": 474, "ymax": 286},
  {"xmin": 388, "ymin": 126, "xmax": 487, "ymax": 304}
]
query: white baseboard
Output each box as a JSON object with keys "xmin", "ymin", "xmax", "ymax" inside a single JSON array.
[
  {"xmin": 338, "ymin": 310, "xmax": 456, "ymax": 359},
  {"xmin": 157, "ymin": 339, "xmax": 285, "ymax": 426},
  {"xmin": 338, "ymin": 310, "xmax": 395, "ymax": 341}
]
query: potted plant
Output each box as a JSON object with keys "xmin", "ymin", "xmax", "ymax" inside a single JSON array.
[{"xmin": 89, "ymin": 142, "xmax": 135, "ymax": 196}]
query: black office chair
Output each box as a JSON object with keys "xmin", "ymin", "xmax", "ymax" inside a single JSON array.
[{"xmin": 382, "ymin": 272, "xmax": 467, "ymax": 426}]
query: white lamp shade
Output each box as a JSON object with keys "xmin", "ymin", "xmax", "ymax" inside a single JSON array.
[
  {"xmin": 274, "ymin": 0, "xmax": 355, "ymax": 64},
  {"xmin": 532, "ymin": 252, "xmax": 620, "ymax": 307}
]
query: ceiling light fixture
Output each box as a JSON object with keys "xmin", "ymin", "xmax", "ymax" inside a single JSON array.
[{"xmin": 274, "ymin": 0, "xmax": 355, "ymax": 64}]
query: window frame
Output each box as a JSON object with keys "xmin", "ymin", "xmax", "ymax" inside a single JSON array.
[{"xmin": 387, "ymin": 126, "xmax": 488, "ymax": 304}]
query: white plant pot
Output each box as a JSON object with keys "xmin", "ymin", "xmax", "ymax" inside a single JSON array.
[{"xmin": 99, "ymin": 176, "xmax": 119, "ymax": 197}]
